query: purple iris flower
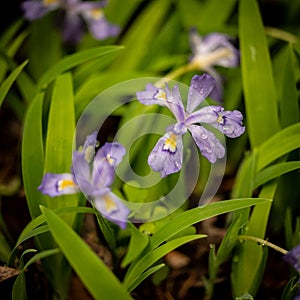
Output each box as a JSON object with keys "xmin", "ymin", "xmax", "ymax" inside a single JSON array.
[
  {"xmin": 136, "ymin": 73, "xmax": 245, "ymax": 178},
  {"xmin": 21, "ymin": 0, "xmax": 120, "ymax": 44},
  {"xmin": 283, "ymin": 244, "xmax": 300, "ymax": 299},
  {"xmin": 189, "ymin": 28, "xmax": 239, "ymax": 102},
  {"xmin": 284, "ymin": 244, "xmax": 300, "ymax": 272},
  {"xmin": 38, "ymin": 131, "xmax": 130, "ymax": 229}
]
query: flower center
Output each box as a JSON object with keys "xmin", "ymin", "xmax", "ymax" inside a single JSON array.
[
  {"xmin": 90, "ymin": 8, "xmax": 104, "ymax": 20},
  {"xmin": 57, "ymin": 179, "xmax": 77, "ymax": 192},
  {"xmin": 43, "ymin": 0, "xmax": 59, "ymax": 6},
  {"xmin": 217, "ymin": 113, "xmax": 225, "ymax": 124},
  {"xmin": 106, "ymin": 154, "xmax": 115, "ymax": 165},
  {"xmin": 163, "ymin": 133, "xmax": 177, "ymax": 153},
  {"xmin": 154, "ymin": 90, "xmax": 167, "ymax": 101}
]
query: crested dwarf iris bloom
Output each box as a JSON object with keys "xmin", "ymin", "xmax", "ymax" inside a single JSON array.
[
  {"xmin": 21, "ymin": 0, "xmax": 120, "ymax": 44},
  {"xmin": 189, "ymin": 28, "xmax": 239, "ymax": 102},
  {"xmin": 38, "ymin": 131, "xmax": 130, "ymax": 229},
  {"xmin": 136, "ymin": 73, "xmax": 245, "ymax": 178}
]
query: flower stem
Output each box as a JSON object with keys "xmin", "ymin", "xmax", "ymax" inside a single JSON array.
[
  {"xmin": 265, "ymin": 26, "xmax": 298, "ymax": 44},
  {"xmin": 238, "ymin": 235, "xmax": 288, "ymax": 255},
  {"xmin": 155, "ymin": 62, "xmax": 198, "ymax": 88}
]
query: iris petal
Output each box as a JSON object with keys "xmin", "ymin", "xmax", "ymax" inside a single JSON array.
[
  {"xmin": 94, "ymin": 192, "xmax": 130, "ymax": 229},
  {"xmin": 188, "ymin": 125, "xmax": 225, "ymax": 163},
  {"xmin": 38, "ymin": 173, "xmax": 79, "ymax": 197},
  {"xmin": 148, "ymin": 132, "xmax": 183, "ymax": 177}
]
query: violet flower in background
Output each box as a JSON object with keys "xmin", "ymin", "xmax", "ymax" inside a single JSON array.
[
  {"xmin": 284, "ymin": 244, "xmax": 300, "ymax": 272},
  {"xmin": 38, "ymin": 131, "xmax": 130, "ymax": 229},
  {"xmin": 283, "ymin": 244, "xmax": 300, "ymax": 299},
  {"xmin": 189, "ymin": 28, "xmax": 239, "ymax": 102},
  {"xmin": 136, "ymin": 73, "xmax": 245, "ymax": 178},
  {"xmin": 21, "ymin": 0, "xmax": 120, "ymax": 44}
]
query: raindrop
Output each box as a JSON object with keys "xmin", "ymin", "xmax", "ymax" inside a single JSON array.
[
  {"xmin": 201, "ymin": 133, "xmax": 208, "ymax": 139},
  {"xmin": 175, "ymin": 161, "xmax": 180, "ymax": 168},
  {"xmin": 204, "ymin": 147, "xmax": 212, "ymax": 153}
]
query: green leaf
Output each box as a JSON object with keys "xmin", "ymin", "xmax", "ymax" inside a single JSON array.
[
  {"xmin": 121, "ymin": 223, "xmax": 149, "ymax": 268},
  {"xmin": 12, "ymin": 271, "xmax": 26, "ymax": 300},
  {"xmin": 12, "ymin": 249, "xmax": 60, "ymax": 300},
  {"xmin": 15, "ymin": 207, "xmax": 95, "ymax": 250},
  {"xmin": 9, "ymin": 207, "xmax": 96, "ymax": 265},
  {"xmin": 124, "ymin": 234, "xmax": 205, "ymax": 291},
  {"xmin": 22, "ymin": 92, "xmax": 45, "ymax": 218},
  {"xmin": 126, "ymin": 263, "xmax": 166, "ymax": 293},
  {"xmin": 41, "ymin": 206, "xmax": 133, "ymax": 300},
  {"xmin": 0, "ymin": 232, "xmax": 11, "ymax": 263},
  {"xmin": 232, "ymin": 150, "xmax": 258, "ymax": 198},
  {"xmin": 257, "ymin": 123, "xmax": 300, "ymax": 171},
  {"xmin": 216, "ymin": 215, "xmax": 243, "ymax": 264},
  {"xmin": 0, "ymin": 52, "xmax": 36, "ymax": 103},
  {"xmin": 279, "ymin": 45, "xmax": 299, "ymax": 128},
  {"xmin": 149, "ymin": 198, "xmax": 270, "ymax": 251},
  {"xmin": 94, "ymin": 212, "xmax": 117, "ymax": 251},
  {"xmin": 43, "ymin": 73, "xmax": 78, "ymax": 219},
  {"xmin": 27, "ymin": 15, "xmax": 62, "ymax": 80},
  {"xmin": 37, "ymin": 46, "xmax": 123, "ymax": 90},
  {"xmin": 239, "ymin": 0, "xmax": 279, "ymax": 147},
  {"xmin": 231, "ymin": 182, "xmax": 276, "ymax": 296},
  {"xmin": 111, "ymin": 0, "xmax": 170, "ymax": 70},
  {"xmin": 254, "ymin": 161, "xmax": 300, "ymax": 188},
  {"xmin": 0, "ymin": 28, "xmax": 28, "ymax": 82},
  {"xmin": 0, "ymin": 19, "xmax": 24, "ymax": 48},
  {"xmin": 178, "ymin": 0, "xmax": 237, "ymax": 31},
  {"xmin": 0, "ymin": 60, "xmax": 28, "ymax": 108}
]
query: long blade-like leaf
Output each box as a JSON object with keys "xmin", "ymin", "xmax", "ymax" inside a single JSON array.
[
  {"xmin": 41, "ymin": 206, "xmax": 133, "ymax": 300},
  {"xmin": 239, "ymin": 0, "xmax": 279, "ymax": 147},
  {"xmin": 22, "ymin": 92, "xmax": 45, "ymax": 218},
  {"xmin": 124, "ymin": 235, "xmax": 205, "ymax": 291},
  {"xmin": 0, "ymin": 60, "xmax": 28, "ymax": 108},
  {"xmin": 149, "ymin": 198, "xmax": 271, "ymax": 251},
  {"xmin": 37, "ymin": 46, "xmax": 123, "ymax": 90}
]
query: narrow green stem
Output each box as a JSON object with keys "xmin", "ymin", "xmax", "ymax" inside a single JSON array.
[
  {"xmin": 155, "ymin": 62, "xmax": 198, "ymax": 88},
  {"xmin": 265, "ymin": 26, "xmax": 298, "ymax": 44},
  {"xmin": 238, "ymin": 235, "xmax": 288, "ymax": 255}
]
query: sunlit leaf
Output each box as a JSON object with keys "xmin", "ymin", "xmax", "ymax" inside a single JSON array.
[{"xmin": 239, "ymin": 0, "xmax": 279, "ymax": 147}]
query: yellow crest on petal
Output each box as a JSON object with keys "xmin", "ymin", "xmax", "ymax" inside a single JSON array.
[
  {"xmin": 103, "ymin": 194, "xmax": 117, "ymax": 213},
  {"xmin": 163, "ymin": 133, "xmax": 177, "ymax": 153},
  {"xmin": 44, "ymin": 0, "xmax": 59, "ymax": 6},
  {"xmin": 90, "ymin": 8, "xmax": 104, "ymax": 20},
  {"xmin": 58, "ymin": 179, "xmax": 77, "ymax": 192}
]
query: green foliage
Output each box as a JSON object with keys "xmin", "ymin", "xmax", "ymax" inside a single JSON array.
[
  {"xmin": 41, "ymin": 206, "xmax": 133, "ymax": 300},
  {"xmin": 1, "ymin": 0, "xmax": 300, "ymax": 299}
]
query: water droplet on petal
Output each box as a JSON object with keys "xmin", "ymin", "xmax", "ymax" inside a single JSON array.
[
  {"xmin": 204, "ymin": 147, "xmax": 212, "ymax": 154},
  {"xmin": 175, "ymin": 161, "xmax": 180, "ymax": 168},
  {"xmin": 201, "ymin": 133, "xmax": 208, "ymax": 139}
]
